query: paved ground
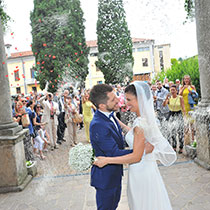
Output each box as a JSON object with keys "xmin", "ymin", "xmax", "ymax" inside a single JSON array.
[{"xmin": 0, "ymin": 128, "xmax": 210, "ymax": 210}]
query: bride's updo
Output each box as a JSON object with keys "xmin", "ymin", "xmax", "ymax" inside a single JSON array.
[
  {"xmin": 125, "ymin": 82, "xmax": 151, "ymax": 100},
  {"xmin": 125, "ymin": 84, "xmax": 137, "ymax": 97}
]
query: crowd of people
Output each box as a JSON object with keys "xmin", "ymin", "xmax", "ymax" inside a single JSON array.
[
  {"xmin": 151, "ymin": 75, "xmax": 198, "ymax": 153},
  {"xmin": 11, "ymin": 74, "xmax": 198, "ymax": 163},
  {"xmin": 11, "ymin": 86, "xmax": 95, "ymax": 162}
]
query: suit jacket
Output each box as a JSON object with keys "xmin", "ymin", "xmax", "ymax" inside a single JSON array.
[
  {"xmin": 38, "ymin": 95, "xmax": 60, "ymax": 125},
  {"xmin": 58, "ymin": 96, "xmax": 65, "ymax": 113},
  {"xmin": 90, "ymin": 110, "xmax": 132, "ymax": 190}
]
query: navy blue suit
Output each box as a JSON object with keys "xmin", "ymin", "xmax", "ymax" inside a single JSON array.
[{"xmin": 90, "ymin": 110, "xmax": 132, "ymax": 210}]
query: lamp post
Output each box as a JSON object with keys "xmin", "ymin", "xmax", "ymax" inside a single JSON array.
[
  {"xmin": 21, "ymin": 57, "xmax": 27, "ymax": 95},
  {"xmin": 88, "ymin": 55, "xmax": 93, "ymax": 88}
]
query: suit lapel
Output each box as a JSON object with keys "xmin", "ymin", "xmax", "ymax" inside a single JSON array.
[{"xmin": 95, "ymin": 110, "xmax": 124, "ymax": 147}]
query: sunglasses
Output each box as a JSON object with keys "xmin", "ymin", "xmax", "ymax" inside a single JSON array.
[
  {"xmin": 22, "ymin": 100, "xmax": 27, "ymax": 102},
  {"xmin": 37, "ymin": 106, "xmax": 41, "ymax": 108}
]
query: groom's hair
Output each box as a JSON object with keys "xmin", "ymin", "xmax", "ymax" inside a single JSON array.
[{"xmin": 89, "ymin": 84, "xmax": 113, "ymax": 108}]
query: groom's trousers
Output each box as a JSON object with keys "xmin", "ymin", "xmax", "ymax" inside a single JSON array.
[{"xmin": 95, "ymin": 185, "xmax": 121, "ymax": 210}]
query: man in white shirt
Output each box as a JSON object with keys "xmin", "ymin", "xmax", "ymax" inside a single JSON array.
[{"xmin": 38, "ymin": 93, "xmax": 60, "ymax": 150}]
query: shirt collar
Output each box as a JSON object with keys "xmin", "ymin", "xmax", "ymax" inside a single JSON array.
[{"xmin": 98, "ymin": 109, "xmax": 113, "ymax": 119}]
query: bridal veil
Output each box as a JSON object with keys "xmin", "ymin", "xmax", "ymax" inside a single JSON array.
[{"xmin": 132, "ymin": 81, "xmax": 177, "ymax": 166}]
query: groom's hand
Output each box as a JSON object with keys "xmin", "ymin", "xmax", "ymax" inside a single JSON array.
[
  {"xmin": 145, "ymin": 142, "xmax": 154, "ymax": 154},
  {"xmin": 93, "ymin": 156, "xmax": 108, "ymax": 168}
]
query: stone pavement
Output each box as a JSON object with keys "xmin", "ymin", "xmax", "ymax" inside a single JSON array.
[{"xmin": 0, "ymin": 128, "xmax": 210, "ymax": 210}]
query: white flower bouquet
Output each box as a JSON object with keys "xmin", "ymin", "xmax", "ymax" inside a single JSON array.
[{"xmin": 69, "ymin": 143, "xmax": 95, "ymax": 172}]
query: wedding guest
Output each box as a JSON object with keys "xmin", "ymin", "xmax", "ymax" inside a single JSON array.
[
  {"xmin": 156, "ymin": 80, "xmax": 170, "ymax": 122},
  {"xmin": 64, "ymin": 95, "xmax": 78, "ymax": 146},
  {"xmin": 169, "ymin": 81, "xmax": 174, "ymax": 89},
  {"xmin": 151, "ymin": 84, "xmax": 157, "ymax": 111},
  {"xmin": 34, "ymin": 123, "xmax": 50, "ymax": 160},
  {"xmin": 33, "ymin": 132, "xmax": 46, "ymax": 160},
  {"xmin": 38, "ymin": 93, "xmax": 60, "ymax": 150},
  {"xmin": 163, "ymin": 85, "xmax": 186, "ymax": 153},
  {"xmin": 175, "ymin": 79, "xmax": 181, "ymax": 93},
  {"xmin": 82, "ymin": 90, "xmax": 96, "ymax": 143},
  {"xmin": 57, "ymin": 89, "xmax": 69, "ymax": 145},
  {"xmin": 163, "ymin": 77, "xmax": 170, "ymax": 91},
  {"xmin": 78, "ymin": 88, "xmax": 84, "ymax": 130},
  {"xmin": 179, "ymin": 75, "xmax": 197, "ymax": 115},
  {"xmin": 33, "ymin": 104, "xmax": 49, "ymax": 152},
  {"xmin": 179, "ymin": 75, "xmax": 197, "ymax": 145},
  {"xmin": 13, "ymin": 101, "xmax": 34, "ymax": 161},
  {"xmin": 115, "ymin": 84, "xmax": 123, "ymax": 120}
]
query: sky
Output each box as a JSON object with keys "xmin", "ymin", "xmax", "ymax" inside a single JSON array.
[{"xmin": 3, "ymin": 0, "xmax": 198, "ymax": 59}]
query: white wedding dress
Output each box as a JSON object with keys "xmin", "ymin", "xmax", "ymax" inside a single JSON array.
[{"xmin": 125, "ymin": 117, "xmax": 173, "ymax": 210}]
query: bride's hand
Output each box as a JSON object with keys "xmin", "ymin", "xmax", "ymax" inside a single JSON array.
[
  {"xmin": 93, "ymin": 156, "xmax": 108, "ymax": 168},
  {"xmin": 145, "ymin": 142, "xmax": 154, "ymax": 154}
]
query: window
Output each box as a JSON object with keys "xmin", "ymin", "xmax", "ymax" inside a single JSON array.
[
  {"xmin": 159, "ymin": 51, "xmax": 164, "ymax": 70},
  {"xmin": 14, "ymin": 71, "xmax": 20, "ymax": 81},
  {"xmin": 32, "ymin": 87, "xmax": 37, "ymax": 92},
  {"xmin": 142, "ymin": 58, "xmax": 148, "ymax": 67},
  {"xmin": 90, "ymin": 53, "xmax": 98, "ymax": 57},
  {"xmin": 16, "ymin": 87, "xmax": 21, "ymax": 94},
  {"xmin": 31, "ymin": 68, "xmax": 35, "ymax": 78},
  {"xmin": 137, "ymin": 47, "xmax": 150, "ymax": 52}
]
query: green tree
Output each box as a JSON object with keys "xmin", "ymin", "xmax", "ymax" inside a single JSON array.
[
  {"xmin": 64, "ymin": 0, "xmax": 89, "ymax": 85},
  {"xmin": 0, "ymin": 0, "xmax": 10, "ymax": 31},
  {"xmin": 96, "ymin": 0, "xmax": 134, "ymax": 84},
  {"xmin": 184, "ymin": 0, "xmax": 195, "ymax": 23},
  {"xmin": 154, "ymin": 56, "xmax": 200, "ymax": 95},
  {"xmin": 30, "ymin": 0, "xmax": 89, "ymax": 93}
]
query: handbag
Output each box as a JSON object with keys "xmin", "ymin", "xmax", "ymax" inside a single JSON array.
[
  {"xmin": 72, "ymin": 112, "xmax": 83, "ymax": 124},
  {"xmin": 21, "ymin": 113, "xmax": 30, "ymax": 127},
  {"xmin": 191, "ymin": 90, "xmax": 199, "ymax": 104}
]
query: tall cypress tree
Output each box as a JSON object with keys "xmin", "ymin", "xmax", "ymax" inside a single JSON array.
[
  {"xmin": 0, "ymin": 0, "xmax": 10, "ymax": 31},
  {"xmin": 64, "ymin": 0, "xmax": 89, "ymax": 85},
  {"xmin": 96, "ymin": 0, "xmax": 134, "ymax": 84},
  {"xmin": 30, "ymin": 0, "xmax": 89, "ymax": 93}
]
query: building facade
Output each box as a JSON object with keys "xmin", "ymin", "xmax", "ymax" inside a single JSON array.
[
  {"xmin": 5, "ymin": 38, "xmax": 171, "ymax": 94},
  {"xmin": 85, "ymin": 38, "xmax": 171, "ymax": 89},
  {"xmin": 6, "ymin": 51, "xmax": 41, "ymax": 96}
]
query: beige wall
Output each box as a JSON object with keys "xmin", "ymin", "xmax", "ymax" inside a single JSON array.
[
  {"xmin": 154, "ymin": 44, "xmax": 171, "ymax": 73},
  {"xmin": 133, "ymin": 51, "xmax": 152, "ymax": 75},
  {"xmin": 85, "ymin": 56, "xmax": 105, "ymax": 89},
  {"xmin": 7, "ymin": 56, "xmax": 41, "ymax": 96}
]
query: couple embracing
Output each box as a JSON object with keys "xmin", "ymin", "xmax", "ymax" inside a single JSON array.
[{"xmin": 89, "ymin": 81, "xmax": 177, "ymax": 210}]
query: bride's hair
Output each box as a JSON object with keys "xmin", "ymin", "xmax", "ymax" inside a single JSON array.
[
  {"xmin": 125, "ymin": 82, "xmax": 151, "ymax": 100},
  {"xmin": 125, "ymin": 84, "xmax": 137, "ymax": 97}
]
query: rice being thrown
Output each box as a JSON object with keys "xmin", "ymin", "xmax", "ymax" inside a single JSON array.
[{"xmin": 69, "ymin": 143, "xmax": 95, "ymax": 172}]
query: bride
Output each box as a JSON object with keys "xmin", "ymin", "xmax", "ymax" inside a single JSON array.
[{"xmin": 94, "ymin": 81, "xmax": 177, "ymax": 210}]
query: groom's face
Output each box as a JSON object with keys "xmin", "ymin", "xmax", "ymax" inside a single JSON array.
[{"xmin": 105, "ymin": 91, "xmax": 119, "ymax": 112}]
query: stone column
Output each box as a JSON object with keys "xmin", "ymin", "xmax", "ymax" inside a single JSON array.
[
  {"xmin": 194, "ymin": 0, "xmax": 210, "ymax": 169},
  {"xmin": 0, "ymin": 19, "xmax": 32, "ymax": 193}
]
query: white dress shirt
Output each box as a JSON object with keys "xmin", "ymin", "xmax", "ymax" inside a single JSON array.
[{"xmin": 98, "ymin": 110, "xmax": 119, "ymax": 131}]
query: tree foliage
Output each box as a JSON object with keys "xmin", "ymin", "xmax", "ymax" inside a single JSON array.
[
  {"xmin": 184, "ymin": 0, "xmax": 195, "ymax": 23},
  {"xmin": 0, "ymin": 0, "xmax": 10, "ymax": 31},
  {"xmin": 96, "ymin": 0, "xmax": 134, "ymax": 84},
  {"xmin": 30, "ymin": 0, "xmax": 89, "ymax": 93},
  {"xmin": 154, "ymin": 56, "xmax": 200, "ymax": 95}
]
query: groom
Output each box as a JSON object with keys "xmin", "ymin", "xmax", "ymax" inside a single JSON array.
[{"xmin": 89, "ymin": 84, "xmax": 152, "ymax": 210}]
